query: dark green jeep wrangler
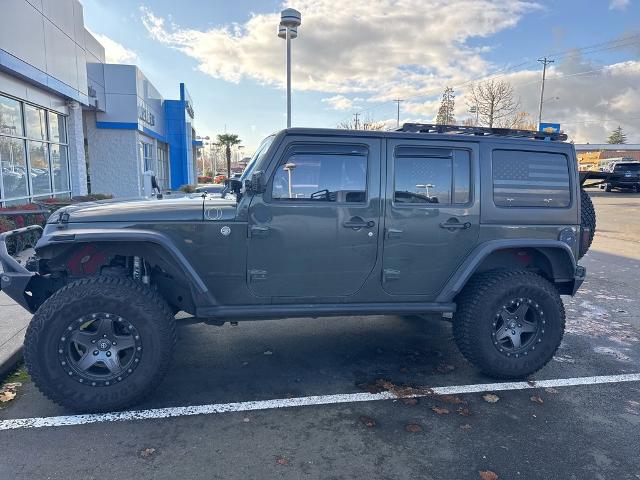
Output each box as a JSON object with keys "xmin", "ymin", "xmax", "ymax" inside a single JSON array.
[{"xmin": 0, "ymin": 124, "xmax": 595, "ymax": 412}]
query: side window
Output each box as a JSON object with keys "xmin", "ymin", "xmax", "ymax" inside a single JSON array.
[
  {"xmin": 394, "ymin": 147, "xmax": 470, "ymax": 205},
  {"xmin": 493, "ymin": 150, "xmax": 571, "ymax": 208},
  {"xmin": 271, "ymin": 145, "xmax": 367, "ymax": 203}
]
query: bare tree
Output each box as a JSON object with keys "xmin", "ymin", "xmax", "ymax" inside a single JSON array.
[
  {"xmin": 509, "ymin": 111, "xmax": 537, "ymax": 130},
  {"xmin": 466, "ymin": 79, "xmax": 520, "ymax": 128},
  {"xmin": 337, "ymin": 115, "xmax": 387, "ymax": 131}
]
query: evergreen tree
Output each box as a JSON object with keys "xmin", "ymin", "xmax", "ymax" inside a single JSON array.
[
  {"xmin": 607, "ymin": 126, "xmax": 627, "ymax": 144},
  {"xmin": 436, "ymin": 87, "xmax": 456, "ymax": 125}
]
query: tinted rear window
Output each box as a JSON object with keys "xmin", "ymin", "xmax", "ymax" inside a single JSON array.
[
  {"xmin": 492, "ymin": 150, "xmax": 571, "ymax": 207},
  {"xmin": 613, "ymin": 163, "xmax": 640, "ymax": 172}
]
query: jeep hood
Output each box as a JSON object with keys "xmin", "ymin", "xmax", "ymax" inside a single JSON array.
[{"xmin": 49, "ymin": 195, "xmax": 238, "ymax": 223}]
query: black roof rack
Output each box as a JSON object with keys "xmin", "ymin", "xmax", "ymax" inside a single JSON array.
[{"xmin": 397, "ymin": 123, "xmax": 567, "ymax": 142}]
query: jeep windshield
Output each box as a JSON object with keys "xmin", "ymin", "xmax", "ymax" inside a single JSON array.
[{"xmin": 241, "ymin": 135, "xmax": 275, "ymax": 182}]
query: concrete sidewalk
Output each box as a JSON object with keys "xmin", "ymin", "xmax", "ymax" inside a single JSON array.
[{"xmin": 0, "ymin": 291, "xmax": 30, "ymax": 380}]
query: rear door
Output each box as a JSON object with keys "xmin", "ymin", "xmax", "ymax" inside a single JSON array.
[
  {"xmin": 381, "ymin": 139, "xmax": 480, "ymax": 298},
  {"xmin": 247, "ymin": 136, "xmax": 382, "ymax": 298}
]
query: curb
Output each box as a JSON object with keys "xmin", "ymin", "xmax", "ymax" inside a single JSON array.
[{"xmin": 0, "ymin": 345, "xmax": 23, "ymax": 382}]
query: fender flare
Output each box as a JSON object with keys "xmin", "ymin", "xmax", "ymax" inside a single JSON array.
[
  {"xmin": 436, "ymin": 239, "xmax": 576, "ymax": 303},
  {"xmin": 36, "ymin": 228, "xmax": 209, "ymax": 294}
]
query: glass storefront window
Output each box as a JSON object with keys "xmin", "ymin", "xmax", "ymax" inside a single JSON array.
[
  {"xmin": 28, "ymin": 141, "xmax": 51, "ymax": 195},
  {"xmin": 0, "ymin": 136, "xmax": 28, "ymax": 199},
  {"xmin": 48, "ymin": 112, "xmax": 67, "ymax": 144},
  {"xmin": 0, "ymin": 94, "xmax": 69, "ymax": 205},
  {"xmin": 50, "ymin": 144, "xmax": 69, "ymax": 193},
  {"xmin": 0, "ymin": 96, "xmax": 24, "ymax": 137},
  {"xmin": 25, "ymin": 104, "xmax": 47, "ymax": 141}
]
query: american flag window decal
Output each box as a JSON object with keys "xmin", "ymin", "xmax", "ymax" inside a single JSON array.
[{"xmin": 492, "ymin": 150, "xmax": 571, "ymax": 208}]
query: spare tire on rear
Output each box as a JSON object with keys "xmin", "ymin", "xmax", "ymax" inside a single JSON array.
[{"xmin": 579, "ymin": 189, "xmax": 596, "ymax": 259}]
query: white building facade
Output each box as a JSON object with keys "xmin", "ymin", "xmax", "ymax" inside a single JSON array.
[{"xmin": 0, "ymin": 0, "xmax": 200, "ymax": 206}]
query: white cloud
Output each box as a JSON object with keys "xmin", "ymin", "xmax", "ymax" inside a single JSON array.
[
  {"xmin": 140, "ymin": 2, "xmax": 640, "ymax": 143},
  {"xmin": 90, "ymin": 31, "xmax": 139, "ymax": 64},
  {"xmin": 140, "ymin": 1, "xmax": 539, "ymax": 99},
  {"xmin": 399, "ymin": 57, "xmax": 640, "ymax": 143},
  {"xmin": 609, "ymin": 0, "xmax": 630, "ymax": 10},
  {"xmin": 321, "ymin": 95, "xmax": 354, "ymax": 110}
]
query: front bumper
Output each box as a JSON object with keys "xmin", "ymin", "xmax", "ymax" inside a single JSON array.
[{"xmin": 0, "ymin": 225, "xmax": 43, "ymax": 313}]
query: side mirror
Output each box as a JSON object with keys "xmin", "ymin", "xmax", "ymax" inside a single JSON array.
[
  {"xmin": 245, "ymin": 170, "xmax": 265, "ymax": 194},
  {"xmin": 227, "ymin": 178, "xmax": 243, "ymax": 195}
]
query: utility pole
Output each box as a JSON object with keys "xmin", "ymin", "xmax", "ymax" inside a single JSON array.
[
  {"xmin": 394, "ymin": 99, "xmax": 404, "ymax": 128},
  {"xmin": 537, "ymin": 57, "xmax": 554, "ymax": 127},
  {"xmin": 353, "ymin": 112, "xmax": 360, "ymax": 130}
]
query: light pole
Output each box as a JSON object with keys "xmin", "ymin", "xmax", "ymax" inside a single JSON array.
[
  {"xmin": 278, "ymin": 8, "xmax": 301, "ymax": 128},
  {"xmin": 284, "ymin": 162, "xmax": 297, "ymax": 198}
]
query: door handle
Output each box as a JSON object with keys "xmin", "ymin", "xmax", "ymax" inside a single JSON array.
[
  {"xmin": 250, "ymin": 226, "xmax": 270, "ymax": 237},
  {"xmin": 343, "ymin": 218, "xmax": 375, "ymax": 229},
  {"xmin": 439, "ymin": 220, "xmax": 472, "ymax": 230}
]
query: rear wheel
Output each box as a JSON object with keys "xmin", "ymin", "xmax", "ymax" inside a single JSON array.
[
  {"xmin": 453, "ymin": 270, "xmax": 565, "ymax": 379},
  {"xmin": 579, "ymin": 189, "xmax": 596, "ymax": 259},
  {"xmin": 24, "ymin": 276, "xmax": 176, "ymax": 412}
]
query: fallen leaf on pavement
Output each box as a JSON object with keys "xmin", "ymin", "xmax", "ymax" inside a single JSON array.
[
  {"xmin": 479, "ymin": 470, "xmax": 499, "ymax": 480},
  {"xmin": 0, "ymin": 382, "xmax": 21, "ymax": 403},
  {"xmin": 460, "ymin": 424, "xmax": 472, "ymax": 431},
  {"xmin": 436, "ymin": 394, "xmax": 466, "ymax": 405},
  {"xmin": 0, "ymin": 391, "xmax": 16, "ymax": 402},
  {"xmin": 405, "ymin": 423, "xmax": 422, "ymax": 433},
  {"xmin": 530, "ymin": 395, "xmax": 544, "ymax": 404},
  {"xmin": 457, "ymin": 407, "xmax": 471, "ymax": 416},
  {"xmin": 431, "ymin": 406, "xmax": 450, "ymax": 415},
  {"xmin": 276, "ymin": 456, "xmax": 289, "ymax": 466},
  {"xmin": 544, "ymin": 388, "xmax": 558, "ymax": 394},
  {"xmin": 139, "ymin": 448, "xmax": 156, "ymax": 458},
  {"xmin": 359, "ymin": 415, "xmax": 376, "ymax": 428},
  {"xmin": 402, "ymin": 398, "xmax": 418, "ymax": 406},
  {"xmin": 482, "ymin": 393, "xmax": 500, "ymax": 403}
]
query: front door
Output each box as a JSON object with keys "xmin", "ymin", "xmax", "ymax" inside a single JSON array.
[
  {"xmin": 247, "ymin": 137, "xmax": 381, "ymax": 298},
  {"xmin": 381, "ymin": 139, "xmax": 480, "ymax": 298}
]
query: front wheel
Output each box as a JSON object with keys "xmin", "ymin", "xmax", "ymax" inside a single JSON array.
[
  {"xmin": 453, "ymin": 270, "xmax": 565, "ymax": 379},
  {"xmin": 24, "ymin": 276, "xmax": 176, "ymax": 412}
]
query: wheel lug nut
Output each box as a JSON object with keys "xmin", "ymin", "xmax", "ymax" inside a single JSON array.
[
  {"xmin": 106, "ymin": 351, "xmax": 112, "ymax": 357},
  {"xmin": 112, "ymin": 341, "xmax": 117, "ymax": 346},
  {"xmin": 93, "ymin": 350, "xmax": 99, "ymax": 356},
  {"xmin": 92, "ymin": 340, "xmax": 96, "ymax": 344}
]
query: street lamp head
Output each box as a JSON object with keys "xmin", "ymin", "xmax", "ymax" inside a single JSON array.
[
  {"xmin": 278, "ymin": 25, "xmax": 298, "ymax": 39},
  {"xmin": 280, "ymin": 8, "xmax": 301, "ymax": 28}
]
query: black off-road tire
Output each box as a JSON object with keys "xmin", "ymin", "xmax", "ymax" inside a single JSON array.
[
  {"xmin": 579, "ymin": 189, "xmax": 596, "ymax": 259},
  {"xmin": 24, "ymin": 276, "xmax": 176, "ymax": 412},
  {"xmin": 453, "ymin": 270, "xmax": 565, "ymax": 379}
]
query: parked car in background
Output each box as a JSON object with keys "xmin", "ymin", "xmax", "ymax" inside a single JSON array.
[{"xmin": 600, "ymin": 161, "xmax": 640, "ymax": 192}]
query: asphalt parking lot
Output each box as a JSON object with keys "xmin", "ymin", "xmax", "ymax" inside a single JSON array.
[{"xmin": 1, "ymin": 189, "xmax": 639, "ymax": 480}]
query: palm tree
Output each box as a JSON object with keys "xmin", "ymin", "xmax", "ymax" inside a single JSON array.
[{"xmin": 216, "ymin": 133, "xmax": 242, "ymax": 178}]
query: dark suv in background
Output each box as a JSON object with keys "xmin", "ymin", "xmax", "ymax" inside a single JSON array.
[{"xmin": 0, "ymin": 124, "xmax": 595, "ymax": 412}]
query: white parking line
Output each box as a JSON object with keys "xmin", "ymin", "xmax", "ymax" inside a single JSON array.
[{"xmin": 1, "ymin": 373, "xmax": 639, "ymax": 431}]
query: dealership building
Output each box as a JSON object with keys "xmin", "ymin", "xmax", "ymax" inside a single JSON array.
[{"xmin": 0, "ymin": 0, "xmax": 200, "ymax": 206}]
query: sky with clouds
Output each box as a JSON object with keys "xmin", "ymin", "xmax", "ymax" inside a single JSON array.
[{"xmin": 81, "ymin": 0, "xmax": 640, "ymax": 151}]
